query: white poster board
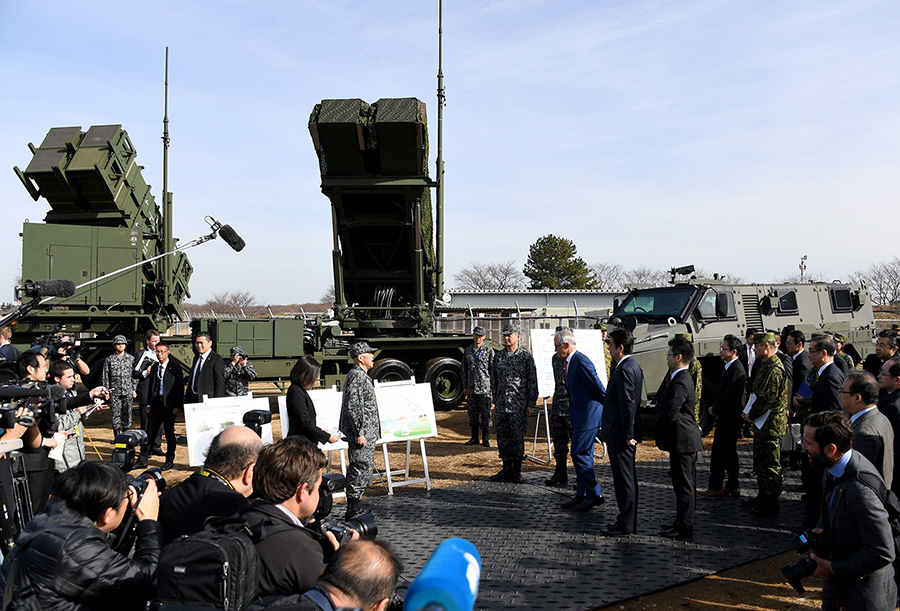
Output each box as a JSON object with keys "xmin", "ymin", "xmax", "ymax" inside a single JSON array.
[
  {"xmin": 183, "ymin": 394, "xmax": 274, "ymax": 466},
  {"xmin": 530, "ymin": 328, "xmax": 608, "ymax": 398}
]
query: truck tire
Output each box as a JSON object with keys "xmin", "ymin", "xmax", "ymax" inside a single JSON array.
[
  {"xmin": 423, "ymin": 357, "xmax": 464, "ymax": 411},
  {"xmin": 371, "ymin": 359, "xmax": 415, "ymax": 383}
]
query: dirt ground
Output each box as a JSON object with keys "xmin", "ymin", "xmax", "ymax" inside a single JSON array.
[{"xmin": 77, "ymin": 390, "xmax": 822, "ymax": 611}]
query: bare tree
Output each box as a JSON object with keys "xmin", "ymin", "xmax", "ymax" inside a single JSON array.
[
  {"xmin": 321, "ymin": 284, "xmax": 336, "ymax": 305},
  {"xmin": 777, "ymin": 270, "xmax": 830, "ymax": 284},
  {"xmin": 453, "ymin": 261, "xmax": 525, "ymax": 290},
  {"xmin": 623, "ymin": 266, "xmax": 669, "ymax": 286},
  {"xmin": 590, "ymin": 261, "xmax": 625, "ymax": 292},
  {"xmin": 850, "ymin": 257, "xmax": 900, "ymax": 305},
  {"xmin": 205, "ymin": 290, "xmax": 259, "ymax": 314}
]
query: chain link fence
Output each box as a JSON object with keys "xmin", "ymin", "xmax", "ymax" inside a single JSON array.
[{"xmin": 434, "ymin": 314, "xmax": 605, "ymax": 351}]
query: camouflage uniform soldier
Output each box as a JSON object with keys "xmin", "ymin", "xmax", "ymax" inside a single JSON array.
[
  {"xmin": 489, "ymin": 323, "xmax": 538, "ymax": 484},
  {"xmin": 545, "ymin": 349, "xmax": 573, "ymax": 486},
  {"xmin": 223, "ymin": 345, "xmax": 258, "ymax": 396},
  {"xmin": 742, "ymin": 332, "xmax": 789, "ymax": 517},
  {"xmin": 600, "ymin": 323, "xmax": 612, "ymax": 380},
  {"xmin": 339, "ymin": 342, "xmax": 382, "ymax": 519},
  {"xmin": 461, "ymin": 326, "xmax": 494, "ymax": 447},
  {"xmin": 101, "ymin": 335, "xmax": 137, "ymax": 437},
  {"xmin": 833, "ymin": 333, "xmax": 855, "ymax": 369}
]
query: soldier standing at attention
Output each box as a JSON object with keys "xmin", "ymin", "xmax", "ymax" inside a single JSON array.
[
  {"xmin": 741, "ymin": 331, "xmax": 789, "ymax": 517},
  {"xmin": 224, "ymin": 345, "xmax": 258, "ymax": 396},
  {"xmin": 461, "ymin": 326, "xmax": 494, "ymax": 447},
  {"xmin": 101, "ymin": 335, "xmax": 137, "ymax": 437},
  {"xmin": 339, "ymin": 342, "xmax": 382, "ymax": 520},
  {"xmin": 599, "ymin": 323, "xmax": 612, "ymax": 380},
  {"xmin": 489, "ymin": 323, "xmax": 538, "ymax": 484},
  {"xmin": 546, "ymin": 326, "xmax": 572, "ymax": 487},
  {"xmin": 833, "ymin": 333, "xmax": 855, "ymax": 369}
]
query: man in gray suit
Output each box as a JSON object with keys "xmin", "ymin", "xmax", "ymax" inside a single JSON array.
[
  {"xmin": 841, "ymin": 371, "xmax": 894, "ymax": 490},
  {"xmin": 802, "ymin": 410, "xmax": 896, "ymax": 611}
]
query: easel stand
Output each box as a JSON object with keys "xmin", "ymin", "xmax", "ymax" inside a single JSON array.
[
  {"xmin": 323, "ymin": 438, "xmax": 432, "ymax": 497},
  {"xmin": 527, "ymin": 398, "xmax": 553, "ymax": 465}
]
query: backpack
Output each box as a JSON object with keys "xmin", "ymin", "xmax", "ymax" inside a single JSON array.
[{"xmin": 154, "ymin": 516, "xmax": 292, "ymax": 611}]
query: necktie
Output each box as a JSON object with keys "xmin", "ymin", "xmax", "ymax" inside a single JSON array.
[
  {"xmin": 158, "ymin": 365, "xmax": 165, "ymax": 396},
  {"xmin": 192, "ymin": 355, "xmax": 203, "ymax": 393}
]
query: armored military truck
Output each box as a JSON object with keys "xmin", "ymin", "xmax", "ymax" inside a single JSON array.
[{"xmin": 608, "ymin": 275, "xmax": 875, "ymax": 430}]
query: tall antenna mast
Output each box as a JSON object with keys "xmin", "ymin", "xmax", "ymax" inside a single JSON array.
[
  {"xmin": 435, "ymin": 0, "xmax": 446, "ymax": 298},
  {"xmin": 162, "ymin": 47, "xmax": 173, "ymax": 305}
]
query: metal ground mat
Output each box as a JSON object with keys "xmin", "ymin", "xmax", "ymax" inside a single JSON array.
[{"xmin": 363, "ymin": 445, "xmax": 803, "ymax": 611}]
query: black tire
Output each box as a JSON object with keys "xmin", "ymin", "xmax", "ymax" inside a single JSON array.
[
  {"xmin": 423, "ymin": 357, "xmax": 464, "ymax": 411},
  {"xmin": 370, "ymin": 359, "xmax": 414, "ymax": 383}
]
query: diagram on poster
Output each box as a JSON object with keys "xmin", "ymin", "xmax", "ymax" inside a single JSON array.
[
  {"xmin": 184, "ymin": 395, "xmax": 274, "ymax": 466},
  {"xmin": 530, "ymin": 327, "xmax": 607, "ymax": 398}
]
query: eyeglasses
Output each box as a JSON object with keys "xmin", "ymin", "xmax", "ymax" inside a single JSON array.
[{"xmin": 837, "ymin": 390, "xmax": 857, "ymax": 395}]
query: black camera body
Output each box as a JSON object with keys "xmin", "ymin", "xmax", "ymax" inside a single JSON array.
[
  {"xmin": 243, "ymin": 410, "xmax": 272, "ymax": 437},
  {"xmin": 112, "ymin": 430, "xmax": 149, "ymax": 472},
  {"xmin": 782, "ymin": 529, "xmax": 830, "ymax": 594},
  {"xmin": 307, "ymin": 473, "xmax": 377, "ymax": 555}
]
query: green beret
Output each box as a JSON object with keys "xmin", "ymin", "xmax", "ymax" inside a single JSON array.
[
  {"xmin": 674, "ymin": 332, "xmax": 693, "ymax": 341},
  {"xmin": 753, "ymin": 332, "xmax": 776, "ymax": 344}
]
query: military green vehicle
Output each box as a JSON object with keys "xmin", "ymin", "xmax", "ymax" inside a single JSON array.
[
  {"xmin": 10, "ymin": 98, "xmax": 472, "ymax": 409},
  {"xmin": 608, "ymin": 271, "xmax": 876, "ymax": 430}
]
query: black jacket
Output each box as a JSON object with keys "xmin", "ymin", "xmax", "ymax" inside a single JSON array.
[
  {"xmin": 149, "ymin": 360, "xmax": 185, "ymax": 414},
  {"xmin": 0, "ymin": 498, "xmax": 161, "ymax": 611},
  {"xmin": 791, "ymin": 351, "xmax": 812, "ymax": 399},
  {"xmin": 810, "ymin": 362, "xmax": 844, "ymax": 414},
  {"xmin": 286, "ymin": 385, "xmax": 331, "ymax": 445},
  {"xmin": 238, "ymin": 499, "xmax": 330, "ymax": 598},
  {"xmin": 656, "ymin": 369, "xmax": 702, "ymax": 454},
  {"xmin": 712, "ymin": 359, "xmax": 747, "ymax": 420},
  {"xmin": 877, "ymin": 388, "xmax": 900, "ymax": 496},
  {"xmin": 158, "ymin": 469, "xmax": 250, "ymax": 545},
  {"xmin": 185, "ymin": 351, "xmax": 226, "ymax": 403}
]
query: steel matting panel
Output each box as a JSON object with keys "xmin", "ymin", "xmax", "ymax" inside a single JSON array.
[{"xmin": 361, "ymin": 445, "xmax": 802, "ymax": 611}]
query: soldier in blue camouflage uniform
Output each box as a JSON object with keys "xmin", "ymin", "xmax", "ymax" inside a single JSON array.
[
  {"xmin": 489, "ymin": 323, "xmax": 538, "ymax": 484},
  {"xmin": 223, "ymin": 345, "xmax": 258, "ymax": 396},
  {"xmin": 461, "ymin": 325, "xmax": 494, "ymax": 447},
  {"xmin": 742, "ymin": 332, "xmax": 789, "ymax": 517},
  {"xmin": 339, "ymin": 341, "xmax": 382, "ymax": 519},
  {"xmin": 101, "ymin": 335, "xmax": 137, "ymax": 437},
  {"xmin": 546, "ymin": 327, "xmax": 572, "ymax": 487}
]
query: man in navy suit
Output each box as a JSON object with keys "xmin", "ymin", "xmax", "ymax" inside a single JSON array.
[
  {"xmin": 600, "ymin": 328, "xmax": 644, "ymax": 535},
  {"xmin": 656, "ymin": 337, "xmax": 703, "ymax": 539},
  {"xmin": 185, "ymin": 331, "xmax": 226, "ymax": 404},
  {"xmin": 142, "ymin": 341, "xmax": 184, "ymax": 471},
  {"xmin": 555, "ymin": 328, "xmax": 606, "ymax": 513}
]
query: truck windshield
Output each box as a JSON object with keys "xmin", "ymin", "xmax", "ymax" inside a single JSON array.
[{"xmin": 613, "ymin": 286, "xmax": 697, "ymax": 320}]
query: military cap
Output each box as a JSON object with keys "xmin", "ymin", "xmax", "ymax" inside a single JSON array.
[
  {"xmin": 753, "ymin": 332, "xmax": 776, "ymax": 344},
  {"xmin": 674, "ymin": 332, "xmax": 693, "ymax": 341},
  {"xmin": 598, "ymin": 323, "xmax": 607, "ymax": 331},
  {"xmin": 892, "ymin": 323, "xmax": 900, "ymax": 331},
  {"xmin": 501, "ymin": 322, "xmax": 520, "ymax": 336},
  {"xmin": 833, "ymin": 333, "xmax": 848, "ymax": 344},
  {"xmin": 112, "ymin": 335, "xmax": 127, "ymax": 345},
  {"xmin": 472, "ymin": 325, "xmax": 487, "ymax": 336},
  {"xmin": 230, "ymin": 345, "xmax": 245, "ymax": 356},
  {"xmin": 349, "ymin": 341, "xmax": 376, "ymax": 359},
  {"xmin": 810, "ymin": 332, "xmax": 829, "ymax": 340}
]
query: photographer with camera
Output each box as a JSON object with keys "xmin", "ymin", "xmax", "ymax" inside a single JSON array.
[
  {"xmin": 224, "ymin": 345, "xmax": 258, "ymax": 397},
  {"xmin": 238, "ymin": 437, "xmax": 355, "ymax": 598},
  {"xmin": 0, "ymin": 460, "xmax": 161, "ymax": 610},
  {"xmin": 158, "ymin": 425, "xmax": 263, "ymax": 544},
  {"xmin": 799, "ymin": 410, "xmax": 896, "ymax": 610},
  {"xmin": 49, "ymin": 335, "xmax": 89, "ymax": 379}
]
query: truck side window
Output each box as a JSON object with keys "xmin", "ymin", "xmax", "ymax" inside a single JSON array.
[
  {"xmin": 777, "ymin": 290, "xmax": 798, "ymax": 314},
  {"xmin": 829, "ymin": 287, "xmax": 853, "ymax": 313},
  {"xmin": 696, "ymin": 291, "xmax": 717, "ymax": 319}
]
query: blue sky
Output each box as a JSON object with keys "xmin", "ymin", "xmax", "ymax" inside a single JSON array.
[{"xmin": 1, "ymin": 1, "xmax": 898, "ymax": 305}]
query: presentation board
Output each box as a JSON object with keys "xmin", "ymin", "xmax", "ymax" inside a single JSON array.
[
  {"xmin": 530, "ymin": 328, "xmax": 608, "ymax": 398},
  {"xmin": 183, "ymin": 394, "xmax": 274, "ymax": 466}
]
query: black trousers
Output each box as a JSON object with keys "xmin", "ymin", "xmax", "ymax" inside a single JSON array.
[
  {"xmin": 707, "ymin": 415, "xmax": 741, "ymax": 491},
  {"xmin": 669, "ymin": 451, "xmax": 697, "ymax": 531},
  {"xmin": 608, "ymin": 443, "xmax": 638, "ymax": 533},
  {"xmin": 138, "ymin": 404, "xmax": 163, "ymax": 451},
  {"xmin": 146, "ymin": 402, "xmax": 177, "ymax": 462}
]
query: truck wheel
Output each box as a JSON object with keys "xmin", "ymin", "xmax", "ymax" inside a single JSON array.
[
  {"xmin": 371, "ymin": 359, "xmax": 415, "ymax": 383},
  {"xmin": 423, "ymin": 357, "xmax": 463, "ymax": 411}
]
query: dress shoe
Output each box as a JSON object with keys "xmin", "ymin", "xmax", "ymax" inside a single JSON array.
[
  {"xmin": 659, "ymin": 527, "xmax": 693, "ymax": 540},
  {"xmin": 481, "ymin": 440, "xmax": 490, "ymax": 448},
  {"xmin": 544, "ymin": 473, "xmax": 568, "ymax": 487},
  {"xmin": 151, "ymin": 448, "xmax": 166, "ymax": 457},
  {"xmin": 660, "ymin": 521, "xmax": 676, "ymax": 530},
  {"xmin": 724, "ymin": 488, "xmax": 741, "ymax": 497},
  {"xmin": 601, "ymin": 524, "xmax": 633, "ymax": 537},
  {"xmin": 561, "ymin": 496, "xmax": 585, "ymax": 509},
  {"xmin": 135, "ymin": 457, "xmax": 149, "ymax": 469},
  {"xmin": 698, "ymin": 489, "xmax": 726, "ymax": 498},
  {"xmin": 573, "ymin": 496, "xmax": 605, "ymax": 512},
  {"xmin": 161, "ymin": 462, "xmax": 173, "ymax": 471},
  {"xmin": 464, "ymin": 438, "xmax": 479, "ymax": 446}
]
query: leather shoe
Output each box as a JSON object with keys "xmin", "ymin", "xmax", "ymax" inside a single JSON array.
[
  {"xmin": 544, "ymin": 474, "xmax": 567, "ymax": 487},
  {"xmin": 574, "ymin": 496, "xmax": 605, "ymax": 512},
  {"xmin": 151, "ymin": 448, "xmax": 166, "ymax": 457},
  {"xmin": 660, "ymin": 521, "xmax": 676, "ymax": 530},
  {"xmin": 464, "ymin": 438, "xmax": 479, "ymax": 446},
  {"xmin": 601, "ymin": 524, "xmax": 633, "ymax": 536},
  {"xmin": 658, "ymin": 527, "xmax": 693, "ymax": 540},
  {"xmin": 561, "ymin": 496, "xmax": 585, "ymax": 509},
  {"xmin": 698, "ymin": 489, "xmax": 726, "ymax": 498},
  {"xmin": 161, "ymin": 462, "xmax": 173, "ymax": 471},
  {"xmin": 481, "ymin": 440, "xmax": 490, "ymax": 448},
  {"xmin": 725, "ymin": 488, "xmax": 741, "ymax": 497}
]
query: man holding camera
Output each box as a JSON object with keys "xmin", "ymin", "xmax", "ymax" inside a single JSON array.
[
  {"xmin": 224, "ymin": 345, "xmax": 258, "ymax": 397},
  {"xmin": 0, "ymin": 460, "xmax": 161, "ymax": 610},
  {"xmin": 239, "ymin": 437, "xmax": 348, "ymax": 598},
  {"xmin": 801, "ymin": 410, "xmax": 896, "ymax": 611}
]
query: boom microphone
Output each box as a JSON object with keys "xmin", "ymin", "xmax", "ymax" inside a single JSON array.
[
  {"xmin": 403, "ymin": 538, "xmax": 481, "ymax": 611},
  {"xmin": 23, "ymin": 279, "xmax": 76, "ymax": 299},
  {"xmin": 218, "ymin": 224, "xmax": 245, "ymax": 252},
  {"xmin": 0, "ymin": 384, "xmax": 67, "ymax": 401}
]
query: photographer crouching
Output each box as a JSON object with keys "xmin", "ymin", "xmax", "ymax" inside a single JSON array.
[
  {"xmin": 788, "ymin": 410, "xmax": 897, "ymax": 610},
  {"xmin": 0, "ymin": 460, "xmax": 161, "ymax": 610}
]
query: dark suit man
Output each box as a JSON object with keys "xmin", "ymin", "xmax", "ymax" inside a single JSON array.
[
  {"xmin": 132, "ymin": 329, "xmax": 162, "ymax": 455},
  {"xmin": 802, "ymin": 411, "xmax": 896, "ymax": 611},
  {"xmin": 144, "ymin": 341, "xmax": 184, "ymax": 470},
  {"xmin": 601, "ymin": 329, "xmax": 644, "ymax": 535},
  {"xmin": 656, "ymin": 338, "xmax": 702, "ymax": 539},
  {"xmin": 785, "ymin": 330, "xmax": 812, "ymax": 402},
  {"xmin": 842, "ymin": 371, "xmax": 894, "ymax": 489},
  {"xmin": 556, "ymin": 328, "xmax": 606, "ymax": 513},
  {"xmin": 877, "ymin": 357, "xmax": 900, "ymax": 496},
  {"xmin": 739, "ymin": 328, "xmax": 758, "ymax": 391},
  {"xmin": 185, "ymin": 331, "xmax": 225, "ymax": 403},
  {"xmin": 800, "ymin": 336, "xmax": 846, "ymax": 527},
  {"xmin": 700, "ymin": 335, "xmax": 747, "ymax": 497}
]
